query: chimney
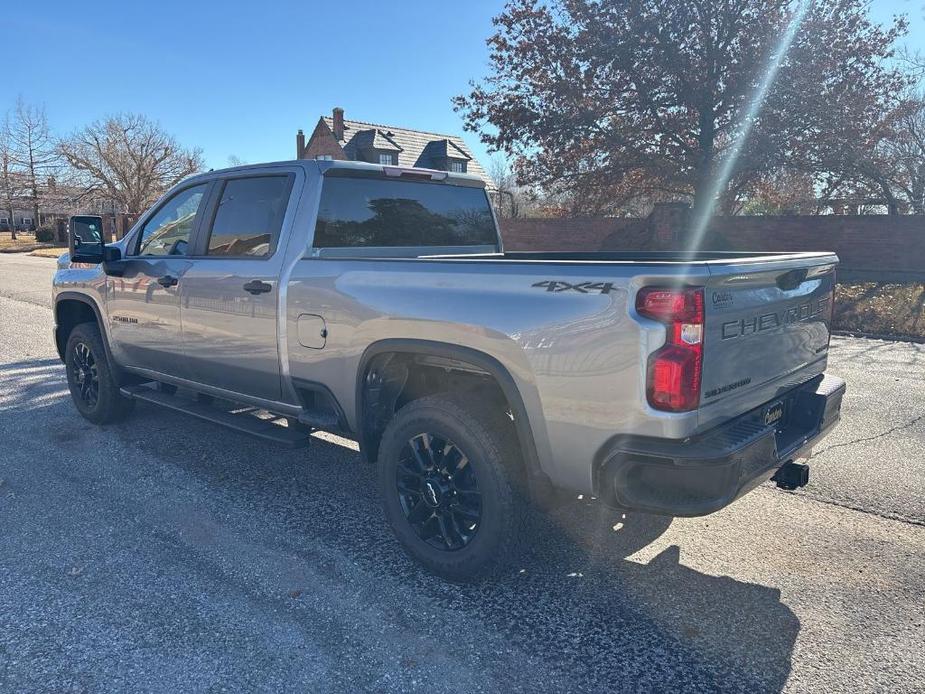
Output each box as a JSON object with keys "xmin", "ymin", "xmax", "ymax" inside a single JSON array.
[
  {"xmin": 332, "ymin": 107, "xmax": 345, "ymax": 141},
  {"xmin": 296, "ymin": 129, "xmax": 305, "ymax": 159}
]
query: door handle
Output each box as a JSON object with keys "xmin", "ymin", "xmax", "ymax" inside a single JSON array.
[
  {"xmin": 157, "ymin": 275, "xmax": 178, "ymax": 288},
  {"xmin": 243, "ymin": 280, "xmax": 272, "ymax": 295}
]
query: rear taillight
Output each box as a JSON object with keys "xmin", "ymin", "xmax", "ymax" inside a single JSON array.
[{"xmin": 636, "ymin": 287, "xmax": 705, "ymax": 412}]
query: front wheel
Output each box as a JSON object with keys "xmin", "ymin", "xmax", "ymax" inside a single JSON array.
[
  {"xmin": 377, "ymin": 393, "xmax": 526, "ymax": 582},
  {"xmin": 65, "ymin": 322, "xmax": 135, "ymax": 425}
]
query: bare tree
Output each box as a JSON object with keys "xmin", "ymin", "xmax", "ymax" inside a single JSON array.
[
  {"xmin": 488, "ymin": 156, "xmax": 521, "ymax": 219},
  {"xmin": 58, "ymin": 113, "xmax": 204, "ymax": 215},
  {"xmin": 8, "ymin": 97, "xmax": 58, "ymax": 231},
  {"xmin": 0, "ymin": 116, "xmax": 22, "ymax": 240},
  {"xmin": 487, "ymin": 155, "xmax": 546, "ymax": 219}
]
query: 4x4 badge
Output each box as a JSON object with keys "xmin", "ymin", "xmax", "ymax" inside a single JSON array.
[{"xmin": 532, "ymin": 280, "xmax": 615, "ymax": 294}]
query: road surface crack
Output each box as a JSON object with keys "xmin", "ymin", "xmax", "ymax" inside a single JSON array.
[
  {"xmin": 781, "ymin": 489, "xmax": 925, "ymax": 527},
  {"xmin": 810, "ymin": 414, "xmax": 925, "ymax": 458}
]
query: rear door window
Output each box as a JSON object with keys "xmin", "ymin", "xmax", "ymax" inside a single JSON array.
[
  {"xmin": 313, "ymin": 177, "xmax": 496, "ymax": 248},
  {"xmin": 206, "ymin": 176, "xmax": 291, "ymax": 257}
]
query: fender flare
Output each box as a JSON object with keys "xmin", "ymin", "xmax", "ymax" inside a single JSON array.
[
  {"xmin": 355, "ymin": 339, "xmax": 544, "ymax": 481},
  {"xmin": 54, "ymin": 292, "xmax": 114, "ymax": 365}
]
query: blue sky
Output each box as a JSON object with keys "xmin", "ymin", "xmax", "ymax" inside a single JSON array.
[{"xmin": 5, "ymin": 0, "xmax": 923, "ymax": 171}]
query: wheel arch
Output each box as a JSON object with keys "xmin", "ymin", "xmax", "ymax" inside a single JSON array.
[
  {"xmin": 54, "ymin": 292, "xmax": 112, "ymax": 364},
  {"xmin": 355, "ymin": 339, "xmax": 546, "ymax": 490}
]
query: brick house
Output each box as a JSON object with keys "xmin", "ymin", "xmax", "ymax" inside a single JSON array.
[
  {"xmin": 295, "ymin": 107, "xmax": 493, "ymax": 187},
  {"xmin": 1, "ymin": 174, "xmax": 128, "ymax": 240}
]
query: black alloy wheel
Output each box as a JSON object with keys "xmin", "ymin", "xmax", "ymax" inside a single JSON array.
[
  {"xmin": 378, "ymin": 393, "xmax": 527, "ymax": 582},
  {"xmin": 65, "ymin": 322, "xmax": 135, "ymax": 424},
  {"xmin": 70, "ymin": 341, "xmax": 99, "ymax": 408},
  {"xmin": 396, "ymin": 432, "xmax": 482, "ymax": 551}
]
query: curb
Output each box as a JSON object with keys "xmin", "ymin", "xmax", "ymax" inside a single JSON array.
[{"xmin": 831, "ymin": 330, "xmax": 925, "ymax": 344}]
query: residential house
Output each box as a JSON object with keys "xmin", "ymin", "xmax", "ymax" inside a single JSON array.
[
  {"xmin": 295, "ymin": 107, "xmax": 493, "ymax": 187},
  {"xmin": 1, "ymin": 175, "xmax": 127, "ymax": 239}
]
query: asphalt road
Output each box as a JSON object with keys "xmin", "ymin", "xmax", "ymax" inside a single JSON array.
[{"xmin": 0, "ymin": 254, "xmax": 923, "ymax": 693}]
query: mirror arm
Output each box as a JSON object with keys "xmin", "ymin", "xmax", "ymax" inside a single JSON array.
[
  {"xmin": 102, "ymin": 261, "xmax": 126, "ymax": 277},
  {"xmin": 102, "ymin": 246, "xmax": 126, "ymax": 276}
]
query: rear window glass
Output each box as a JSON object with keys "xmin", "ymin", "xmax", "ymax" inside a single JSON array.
[
  {"xmin": 206, "ymin": 176, "xmax": 290, "ymax": 257},
  {"xmin": 313, "ymin": 177, "xmax": 496, "ymax": 248}
]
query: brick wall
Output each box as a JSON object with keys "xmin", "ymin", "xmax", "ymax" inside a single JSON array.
[
  {"xmin": 301, "ymin": 119, "xmax": 346, "ymax": 161},
  {"xmin": 500, "ymin": 216, "xmax": 651, "ymax": 251},
  {"xmin": 500, "ymin": 205, "xmax": 925, "ymax": 281}
]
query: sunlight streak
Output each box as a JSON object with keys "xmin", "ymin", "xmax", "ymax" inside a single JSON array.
[{"xmin": 685, "ymin": 0, "xmax": 813, "ymax": 255}]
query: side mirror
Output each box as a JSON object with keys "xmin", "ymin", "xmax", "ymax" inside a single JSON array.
[{"xmin": 69, "ymin": 215, "xmax": 106, "ymax": 264}]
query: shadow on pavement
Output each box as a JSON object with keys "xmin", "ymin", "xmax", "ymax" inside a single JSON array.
[
  {"xmin": 151, "ymin": 414, "xmax": 801, "ymax": 692},
  {"xmin": 2, "ymin": 381, "xmax": 800, "ymax": 692},
  {"xmin": 0, "ymin": 358, "xmax": 67, "ymax": 412}
]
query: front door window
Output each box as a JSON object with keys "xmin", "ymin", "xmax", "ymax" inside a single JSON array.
[{"xmin": 136, "ymin": 185, "xmax": 208, "ymax": 256}]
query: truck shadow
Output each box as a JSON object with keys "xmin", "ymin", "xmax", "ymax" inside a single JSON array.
[
  {"xmin": 489, "ymin": 504, "xmax": 799, "ymax": 692},
  {"xmin": 230, "ymin": 431, "xmax": 799, "ymax": 692},
  {"xmin": 5, "ymin": 382, "xmax": 800, "ymax": 693}
]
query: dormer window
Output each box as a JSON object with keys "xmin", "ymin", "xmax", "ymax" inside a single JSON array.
[
  {"xmin": 379, "ymin": 153, "xmax": 396, "ymax": 165},
  {"xmin": 448, "ymin": 160, "xmax": 466, "ymax": 173}
]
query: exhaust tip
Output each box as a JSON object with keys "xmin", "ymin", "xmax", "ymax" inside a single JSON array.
[{"xmin": 772, "ymin": 462, "xmax": 810, "ymax": 490}]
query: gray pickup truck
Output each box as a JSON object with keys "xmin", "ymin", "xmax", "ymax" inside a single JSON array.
[{"xmin": 53, "ymin": 159, "xmax": 845, "ymax": 580}]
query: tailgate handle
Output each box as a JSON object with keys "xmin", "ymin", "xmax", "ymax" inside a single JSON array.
[{"xmin": 776, "ymin": 269, "xmax": 808, "ymax": 291}]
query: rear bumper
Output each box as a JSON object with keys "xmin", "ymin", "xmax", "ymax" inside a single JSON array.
[{"xmin": 597, "ymin": 373, "xmax": 845, "ymax": 517}]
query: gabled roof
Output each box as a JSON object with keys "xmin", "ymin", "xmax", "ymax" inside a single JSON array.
[
  {"xmin": 321, "ymin": 116, "xmax": 492, "ymax": 186},
  {"xmin": 418, "ymin": 138, "xmax": 472, "ymax": 162},
  {"xmin": 350, "ymin": 128, "xmax": 403, "ymax": 153}
]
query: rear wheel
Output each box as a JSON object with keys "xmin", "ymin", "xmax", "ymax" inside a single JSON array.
[
  {"xmin": 65, "ymin": 322, "xmax": 135, "ymax": 425},
  {"xmin": 377, "ymin": 393, "xmax": 526, "ymax": 582}
]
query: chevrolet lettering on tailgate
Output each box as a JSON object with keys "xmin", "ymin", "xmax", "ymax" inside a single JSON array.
[{"xmin": 721, "ymin": 296, "xmax": 831, "ymax": 340}]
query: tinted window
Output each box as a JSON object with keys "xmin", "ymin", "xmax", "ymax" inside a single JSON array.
[
  {"xmin": 137, "ymin": 185, "xmax": 207, "ymax": 256},
  {"xmin": 206, "ymin": 176, "xmax": 290, "ymax": 257},
  {"xmin": 313, "ymin": 177, "xmax": 496, "ymax": 248}
]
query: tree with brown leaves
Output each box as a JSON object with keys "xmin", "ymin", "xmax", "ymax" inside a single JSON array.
[{"xmin": 456, "ymin": 0, "xmax": 910, "ymax": 218}]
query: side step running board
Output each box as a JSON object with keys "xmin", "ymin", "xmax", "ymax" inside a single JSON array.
[
  {"xmin": 120, "ymin": 385, "xmax": 313, "ymax": 448},
  {"xmin": 298, "ymin": 409, "xmax": 339, "ymax": 430}
]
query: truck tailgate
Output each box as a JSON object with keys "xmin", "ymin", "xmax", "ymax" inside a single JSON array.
[{"xmin": 700, "ymin": 255, "xmax": 837, "ymax": 419}]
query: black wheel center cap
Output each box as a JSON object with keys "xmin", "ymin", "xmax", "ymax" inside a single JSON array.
[{"xmin": 422, "ymin": 478, "xmax": 446, "ymax": 508}]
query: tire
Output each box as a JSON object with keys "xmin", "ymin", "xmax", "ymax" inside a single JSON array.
[
  {"xmin": 64, "ymin": 322, "xmax": 135, "ymax": 425},
  {"xmin": 377, "ymin": 393, "xmax": 526, "ymax": 582}
]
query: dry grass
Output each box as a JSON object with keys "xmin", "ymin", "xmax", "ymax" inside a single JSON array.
[
  {"xmin": 29, "ymin": 247, "xmax": 68, "ymax": 258},
  {"xmin": 834, "ymin": 282, "xmax": 925, "ymax": 340},
  {"xmin": 0, "ymin": 232, "xmax": 59, "ymax": 254}
]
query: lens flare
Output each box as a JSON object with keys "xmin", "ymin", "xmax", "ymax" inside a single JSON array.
[{"xmin": 685, "ymin": 0, "xmax": 813, "ymax": 256}]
